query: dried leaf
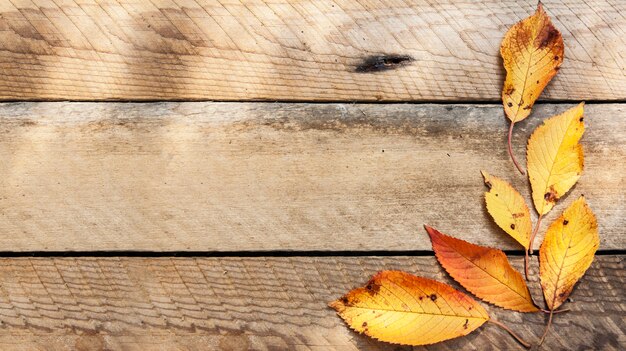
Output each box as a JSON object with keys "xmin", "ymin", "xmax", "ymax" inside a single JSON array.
[
  {"xmin": 500, "ymin": 2, "xmax": 564, "ymax": 173},
  {"xmin": 540, "ymin": 197, "xmax": 598, "ymax": 311},
  {"xmin": 329, "ymin": 271, "xmax": 489, "ymax": 346},
  {"xmin": 481, "ymin": 171, "xmax": 532, "ymax": 249},
  {"xmin": 501, "ymin": 3, "xmax": 564, "ymax": 124},
  {"xmin": 425, "ymin": 225, "xmax": 538, "ymax": 312},
  {"xmin": 527, "ymin": 103, "xmax": 585, "ymax": 216}
]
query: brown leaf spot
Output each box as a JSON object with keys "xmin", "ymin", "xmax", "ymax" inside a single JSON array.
[
  {"xmin": 563, "ymin": 220, "xmax": 569, "ymax": 225},
  {"xmin": 505, "ymin": 87, "xmax": 515, "ymax": 95},
  {"xmin": 554, "ymin": 55, "xmax": 559, "ymax": 60},
  {"xmin": 523, "ymin": 105, "xmax": 532, "ymax": 110},
  {"xmin": 419, "ymin": 296, "xmax": 423, "ymax": 301},
  {"xmin": 463, "ymin": 319, "xmax": 469, "ymax": 329},
  {"xmin": 430, "ymin": 294, "xmax": 437, "ymax": 301},
  {"xmin": 362, "ymin": 321, "xmax": 368, "ymax": 328},
  {"xmin": 512, "ymin": 213, "xmax": 525, "ymax": 218},
  {"xmin": 537, "ymin": 26, "xmax": 560, "ymax": 49},
  {"xmin": 365, "ymin": 281, "xmax": 381, "ymax": 295},
  {"xmin": 510, "ymin": 223, "xmax": 516, "ymax": 230},
  {"xmin": 507, "ymin": 102, "xmax": 513, "ymax": 107},
  {"xmin": 579, "ymin": 117, "xmax": 584, "ymax": 122},
  {"xmin": 544, "ymin": 188, "xmax": 558, "ymax": 203}
]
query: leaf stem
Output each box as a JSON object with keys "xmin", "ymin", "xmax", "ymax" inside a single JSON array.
[
  {"xmin": 507, "ymin": 121, "xmax": 526, "ymax": 175},
  {"xmin": 525, "ymin": 214, "xmax": 543, "ymax": 280},
  {"xmin": 529, "ymin": 215, "xmax": 543, "ymax": 255},
  {"xmin": 540, "ymin": 308, "xmax": 569, "ymax": 314},
  {"xmin": 489, "ymin": 319, "xmax": 531, "ymax": 349},
  {"xmin": 538, "ymin": 308, "xmax": 555, "ymax": 346}
]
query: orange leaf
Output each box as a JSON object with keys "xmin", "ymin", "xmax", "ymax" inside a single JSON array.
[
  {"xmin": 540, "ymin": 197, "xmax": 599, "ymax": 311},
  {"xmin": 425, "ymin": 225, "xmax": 538, "ymax": 312},
  {"xmin": 500, "ymin": 3, "xmax": 564, "ymax": 173},
  {"xmin": 329, "ymin": 271, "xmax": 489, "ymax": 346}
]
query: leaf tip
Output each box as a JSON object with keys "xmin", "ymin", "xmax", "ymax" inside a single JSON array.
[
  {"xmin": 423, "ymin": 225, "xmax": 439, "ymax": 240},
  {"xmin": 328, "ymin": 298, "xmax": 345, "ymax": 312},
  {"xmin": 572, "ymin": 196, "xmax": 593, "ymax": 216},
  {"xmin": 481, "ymin": 171, "xmax": 493, "ymax": 188}
]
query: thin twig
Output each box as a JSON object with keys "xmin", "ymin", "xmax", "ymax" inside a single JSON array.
[
  {"xmin": 489, "ymin": 319, "xmax": 531, "ymax": 348},
  {"xmin": 507, "ymin": 121, "xmax": 526, "ymax": 175}
]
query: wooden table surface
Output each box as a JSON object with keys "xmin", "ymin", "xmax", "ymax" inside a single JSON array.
[{"xmin": 0, "ymin": 1, "xmax": 623, "ymax": 350}]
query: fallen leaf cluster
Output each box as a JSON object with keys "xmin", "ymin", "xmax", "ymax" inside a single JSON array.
[{"xmin": 330, "ymin": 3, "xmax": 599, "ymax": 348}]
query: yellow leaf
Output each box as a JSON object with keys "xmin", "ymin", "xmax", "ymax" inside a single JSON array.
[
  {"xmin": 527, "ymin": 103, "xmax": 585, "ymax": 216},
  {"xmin": 329, "ymin": 271, "xmax": 489, "ymax": 346},
  {"xmin": 538, "ymin": 197, "xmax": 598, "ymax": 345},
  {"xmin": 481, "ymin": 171, "xmax": 532, "ymax": 249},
  {"xmin": 540, "ymin": 197, "xmax": 599, "ymax": 311},
  {"xmin": 500, "ymin": 3, "xmax": 564, "ymax": 173},
  {"xmin": 425, "ymin": 226, "xmax": 538, "ymax": 312},
  {"xmin": 501, "ymin": 3, "xmax": 564, "ymax": 124}
]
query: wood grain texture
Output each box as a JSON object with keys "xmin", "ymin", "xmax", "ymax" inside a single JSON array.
[
  {"xmin": 0, "ymin": 102, "xmax": 623, "ymax": 251},
  {"xmin": 0, "ymin": 0, "xmax": 624, "ymax": 101},
  {"xmin": 0, "ymin": 256, "xmax": 621, "ymax": 350}
]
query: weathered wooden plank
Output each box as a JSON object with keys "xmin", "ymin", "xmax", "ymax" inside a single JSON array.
[
  {"xmin": 0, "ymin": 0, "xmax": 624, "ymax": 101},
  {"xmin": 0, "ymin": 256, "xmax": 621, "ymax": 350},
  {"xmin": 0, "ymin": 102, "xmax": 623, "ymax": 251}
]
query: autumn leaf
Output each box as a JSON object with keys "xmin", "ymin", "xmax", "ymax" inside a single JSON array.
[
  {"xmin": 539, "ymin": 197, "xmax": 599, "ymax": 344},
  {"xmin": 540, "ymin": 197, "xmax": 598, "ymax": 309},
  {"xmin": 500, "ymin": 2, "xmax": 564, "ymax": 174},
  {"xmin": 329, "ymin": 271, "xmax": 489, "ymax": 346},
  {"xmin": 481, "ymin": 171, "xmax": 535, "ymax": 278},
  {"xmin": 527, "ymin": 103, "xmax": 585, "ymax": 252},
  {"xmin": 481, "ymin": 171, "xmax": 532, "ymax": 249},
  {"xmin": 425, "ymin": 225, "xmax": 538, "ymax": 313}
]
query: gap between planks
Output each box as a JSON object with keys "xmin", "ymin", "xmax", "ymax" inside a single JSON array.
[{"xmin": 0, "ymin": 250, "xmax": 623, "ymax": 258}]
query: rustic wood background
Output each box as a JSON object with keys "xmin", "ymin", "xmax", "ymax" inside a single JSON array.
[{"xmin": 0, "ymin": 0, "xmax": 624, "ymax": 350}]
